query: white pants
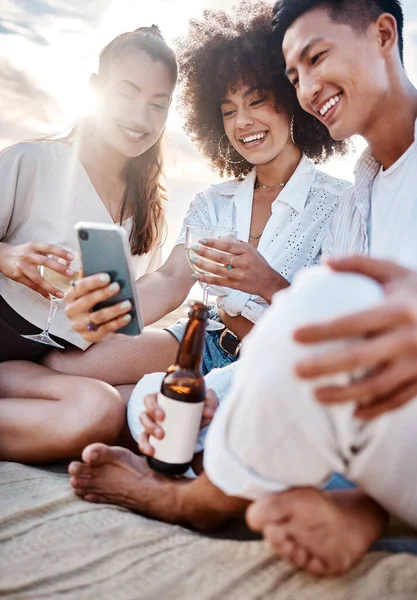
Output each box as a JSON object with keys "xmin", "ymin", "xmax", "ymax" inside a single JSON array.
[{"xmin": 204, "ymin": 266, "xmax": 417, "ymax": 529}]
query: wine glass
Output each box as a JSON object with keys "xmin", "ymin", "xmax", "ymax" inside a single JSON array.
[
  {"xmin": 21, "ymin": 248, "xmax": 81, "ymax": 349},
  {"xmin": 185, "ymin": 225, "xmax": 237, "ymax": 331}
]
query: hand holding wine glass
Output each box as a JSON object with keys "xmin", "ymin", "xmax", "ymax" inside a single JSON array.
[
  {"xmin": 0, "ymin": 241, "xmax": 76, "ymax": 299},
  {"xmin": 185, "ymin": 225, "xmax": 237, "ymax": 330},
  {"xmin": 190, "ymin": 237, "xmax": 289, "ymax": 303},
  {"xmin": 21, "ymin": 247, "xmax": 81, "ymax": 349}
]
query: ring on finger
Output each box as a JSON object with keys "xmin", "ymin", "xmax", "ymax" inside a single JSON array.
[
  {"xmin": 227, "ymin": 255, "xmax": 234, "ymax": 270},
  {"xmin": 86, "ymin": 319, "xmax": 98, "ymax": 332}
]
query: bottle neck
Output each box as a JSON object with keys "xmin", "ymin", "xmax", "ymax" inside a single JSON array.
[{"xmin": 175, "ymin": 318, "xmax": 206, "ymax": 372}]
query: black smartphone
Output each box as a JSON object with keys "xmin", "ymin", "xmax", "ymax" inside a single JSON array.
[{"xmin": 75, "ymin": 222, "xmax": 143, "ymax": 336}]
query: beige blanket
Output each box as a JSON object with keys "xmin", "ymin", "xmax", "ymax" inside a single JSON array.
[{"xmin": 1, "ymin": 461, "xmax": 417, "ymax": 600}]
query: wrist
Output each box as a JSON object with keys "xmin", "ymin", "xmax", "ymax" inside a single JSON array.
[{"xmin": 263, "ymin": 270, "xmax": 289, "ymax": 304}]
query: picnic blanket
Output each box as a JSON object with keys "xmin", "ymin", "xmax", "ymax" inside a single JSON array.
[{"xmin": 1, "ymin": 461, "xmax": 417, "ymax": 600}]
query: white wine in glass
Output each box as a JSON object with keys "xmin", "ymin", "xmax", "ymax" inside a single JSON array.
[
  {"xmin": 185, "ymin": 225, "xmax": 237, "ymax": 331},
  {"xmin": 21, "ymin": 249, "xmax": 81, "ymax": 349}
]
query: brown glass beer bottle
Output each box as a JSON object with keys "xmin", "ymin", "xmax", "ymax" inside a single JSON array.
[{"xmin": 147, "ymin": 302, "xmax": 208, "ymax": 475}]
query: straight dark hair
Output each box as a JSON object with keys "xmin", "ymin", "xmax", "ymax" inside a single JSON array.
[
  {"xmin": 272, "ymin": 0, "xmax": 404, "ymax": 64},
  {"xmin": 58, "ymin": 26, "xmax": 177, "ymax": 255}
]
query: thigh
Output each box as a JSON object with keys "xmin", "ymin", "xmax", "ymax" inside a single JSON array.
[
  {"xmin": 43, "ymin": 329, "xmax": 180, "ymax": 385},
  {"xmin": 0, "ymin": 360, "xmax": 100, "ymax": 400}
]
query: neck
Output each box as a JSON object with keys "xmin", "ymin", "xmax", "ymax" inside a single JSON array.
[
  {"xmin": 256, "ymin": 142, "xmax": 302, "ymax": 186},
  {"xmin": 76, "ymin": 124, "xmax": 128, "ymax": 182},
  {"xmin": 363, "ymin": 74, "xmax": 417, "ymax": 170}
]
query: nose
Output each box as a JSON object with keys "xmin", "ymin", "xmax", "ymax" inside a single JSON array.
[
  {"xmin": 129, "ymin": 98, "xmax": 150, "ymax": 128},
  {"xmin": 297, "ymin": 72, "xmax": 322, "ymax": 111},
  {"xmin": 235, "ymin": 106, "xmax": 254, "ymax": 131}
]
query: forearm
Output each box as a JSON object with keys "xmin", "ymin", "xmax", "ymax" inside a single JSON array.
[{"xmin": 137, "ymin": 269, "xmax": 193, "ymax": 326}]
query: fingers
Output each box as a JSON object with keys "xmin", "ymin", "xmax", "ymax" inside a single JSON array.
[
  {"xmin": 315, "ymin": 356, "xmax": 417, "ymax": 406},
  {"xmin": 138, "ymin": 432, "xmax": 154, "ymax": 456},
  {"xmin": 34, "ymin": 253, "xmax": 74, "ymax": 277},
  {"xmin": 295, "ymin": 325, "xmax": 417, "ymax": 379},
  {"xmin": 138, "ymin": 394, "xmax": 166, "ymax": 455},
  {"xmin": 193, "ymin": 245, "xmax": 238, "ymax": 267},
  {"xmin": 66, "ymin": 282, "xmax": 121, "ymax": 320},
  {"xmin": 65, "ymin": 273, "xmax": 111, "ymax": 303},
  {"xmin": 144, "ymin": 393, "xmax": 165, "ymax": 422},
  {"xmin": 204, "ymin": 389, "xmax": 219, "ymax": 414},
  {"xmin": 32, "ymin": 242, "xmax": 74, "ymax": 262},
  {"xmin": 72, "ymin": 312, "xmax": 132, "ymax": 343},
  {"xmin": 71, "ymin": 299, "xmax": 131, "ymax": 330},
  {"xmin": 294, "ymin": 302, "xmax": 414, "ymax": 345},
  {"xmin": 139, "ymin": 411, "xmax": 164, "ymax": 440},
  {"xmin": 23, "ymin": 266, "xmax": 64, "ymax": 299},
  {"xmin": 324, "ymin": 255, "xmax": 410, "ymax": 284},
  {"xmin": 198, "ymin": 238, "xmax": 245, "ymax": 255},
  {"xmin": 355, "ymin": 379, "xmax": 417, "ymax": 420}
]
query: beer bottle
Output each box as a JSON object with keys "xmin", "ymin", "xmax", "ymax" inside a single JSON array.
[{"xmin": 147, "ymin": 302, "xmax": 208, "ymax": 475}]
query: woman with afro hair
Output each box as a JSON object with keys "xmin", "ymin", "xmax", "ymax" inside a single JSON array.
[{"xmin": 57, "ymin": 1, "xmax": 351, "ymax": 435}]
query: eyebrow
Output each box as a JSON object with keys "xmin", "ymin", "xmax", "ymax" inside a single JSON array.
[
  {"xmin": 118, "ymin": 80, "xmax": 171, "ymax": 99},
  {"xmin": 285, "ymin": 37, "xmax": 325, "ymax": 77},
  {"xmin": 220, "ymin": 86, "xmax": 261, "ymax": 106}
]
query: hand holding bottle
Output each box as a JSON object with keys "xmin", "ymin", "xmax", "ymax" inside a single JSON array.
[{"xmin": 138, "ymin": 389, "xmax": 219, "ymax": 457}]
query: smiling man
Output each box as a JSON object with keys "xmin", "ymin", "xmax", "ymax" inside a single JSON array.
[{"xmin": 69, "ymin": 0, "xmax": 417, "ymax": 578}]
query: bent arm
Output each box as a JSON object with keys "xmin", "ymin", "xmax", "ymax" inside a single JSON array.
[{"xmin": 136, "ymin": 244, "xmax": 195, "ymax": 326}]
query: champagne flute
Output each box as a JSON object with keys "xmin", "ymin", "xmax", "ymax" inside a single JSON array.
[
  {"xmin": 21, "ymin": 248, "xmax": 81, "ymax": 349},
  {"xmin": 185, "ymin": 225, "xmax": 237, "ymax": 331}
]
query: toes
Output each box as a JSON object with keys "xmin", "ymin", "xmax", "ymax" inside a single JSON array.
[
  {"xmin": 290, "ymin": 544, "xmax": 310, "ymax": 570},
  {"xmin": 246, "ymin": 493, "xmax": 291, "ymax": 531},
  {"xmin": 83, "ymin": 494, "xmax": 103, "ymax": 503},
  {"xmin": 70, "ymin": 476, "xmax": 94, "ymax": 489},
  {"xmin": 305, "ymin": 556, "xmax": 327, "ymax": 577},
  {"xmin": 263, "ymin": 524, "xmax": 296, "ymax": 561},
  {"xmin": 68, "ymin": 461, "xmax": 92, "ymax": 477},
  {"xmin": 81, "ymin": 443, "xmax": 113, "ymax": 466}
]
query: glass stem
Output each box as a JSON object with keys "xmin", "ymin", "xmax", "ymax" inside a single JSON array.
[
  {"xmin": 42, "ymin": 297, "xmax": 60, "ymax": 336},
  {"xmin": 202, "ymin": 285, "xmax": 209, "ymax": 307}
]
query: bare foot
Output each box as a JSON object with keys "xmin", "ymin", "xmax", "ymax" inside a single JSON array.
[
  {"xmin": 68, "ymin": 443, "xmax": 184, "ymax": 523},
  {"xmin": 246, "ymin": 488, "xmax": 388, "ymax": 576}
]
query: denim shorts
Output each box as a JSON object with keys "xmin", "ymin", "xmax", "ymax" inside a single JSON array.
[{"xmin": 164, "ymin": 307, "xmax": 237, "ymax": 375}]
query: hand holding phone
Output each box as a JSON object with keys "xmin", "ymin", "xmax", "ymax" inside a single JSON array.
[{"xmin": 74, "ymin": 222, "xmax": 143, "ymax": 336}]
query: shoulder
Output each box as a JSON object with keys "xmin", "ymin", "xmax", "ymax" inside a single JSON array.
[
  {"xmin": 0, "ymin": 140, "xmax": 63, "ymax": 169},
  {"xmin": 312, "ymin": 168, "xmax": 352, "ymax": 197}
]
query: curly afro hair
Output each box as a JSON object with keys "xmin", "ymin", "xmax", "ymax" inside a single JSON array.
[{"xmin": 175, "ymin": 0, "xmax": 350, "ymax": 179}]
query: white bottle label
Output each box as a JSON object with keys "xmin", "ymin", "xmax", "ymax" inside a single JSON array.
[{"xmin": 150, "ymin": 392, "xmax": 204, "ymax": 465}]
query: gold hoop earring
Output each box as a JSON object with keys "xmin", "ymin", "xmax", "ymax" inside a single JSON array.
[
  {"xmin": 218, "ymin": 134, "xmax": 245, "ymax": 165},
  {"xmin": 290, "ymin": 116, "xmax": 296, "ymax": 145}
]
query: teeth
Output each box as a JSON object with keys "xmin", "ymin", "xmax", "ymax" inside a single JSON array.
[
  {"xmin": 120, "ymin": 126, "xmax": 145, "ymax": 140},
  {"xmin": 241, "ymin": 132, "xmax": 267, "ymax": 144},
  {"xmin": 319, "ymin": 94, "xmax": 341, "ymax": 117}
]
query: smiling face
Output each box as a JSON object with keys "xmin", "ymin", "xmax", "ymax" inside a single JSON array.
[
  {"xmin": 93, "ymin": 49, "xmax": 174, "ymax": 158},
  {"xmin": 282, "ymin": 7, "xmax": 392, "ymax": 141},
  {"xmin": 220, "ymin": 85, "xmax": 294, "ymax": 166}
]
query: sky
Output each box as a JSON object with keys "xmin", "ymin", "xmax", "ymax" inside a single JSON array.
[{"xmin": 1, "ymin": 0, "xmax": 417, "ymax": 254}]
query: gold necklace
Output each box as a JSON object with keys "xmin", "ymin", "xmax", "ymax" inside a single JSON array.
[{"xmin": 255, "ymin": 179, "xmax": 286, "ymax": 190}]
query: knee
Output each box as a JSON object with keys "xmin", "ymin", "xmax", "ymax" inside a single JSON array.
[
  {"xmin": 66, "ymin": 380, "xmax": 126, "ymax": 450},
  {"xmin": 288, "ymin": 266, "xmax": 384, "ymax": 325}
]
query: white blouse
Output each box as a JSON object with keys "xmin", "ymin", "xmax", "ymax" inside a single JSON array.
[
  {"xmin": 176, "ymin": 155, "xmax": 350, "ymax": 323},
  {"xmin": 0, "ymin": 141, "xmax": 163, "ymax": 350}
]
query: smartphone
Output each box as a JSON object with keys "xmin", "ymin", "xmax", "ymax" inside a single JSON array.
[{"xmin": 75, "ymin": 222, "xmax": 143, "ymax": 336}]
